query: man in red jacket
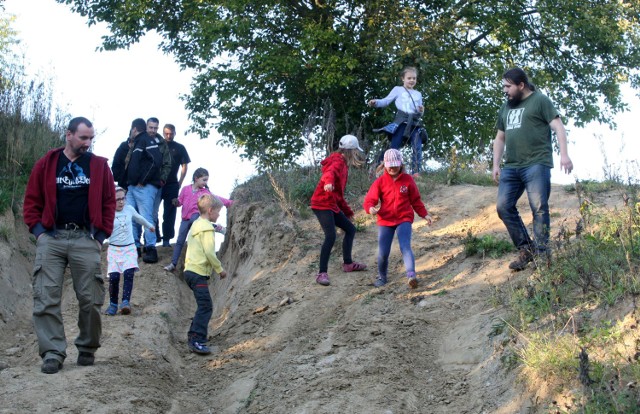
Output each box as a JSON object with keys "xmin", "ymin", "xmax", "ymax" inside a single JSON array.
[{"xmin": 23, "ymin": 116, "xmax": 116, "ymax": 374}]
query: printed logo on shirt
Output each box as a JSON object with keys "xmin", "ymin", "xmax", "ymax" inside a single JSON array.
[
  {"xmin": 400, "ymin": 185, "xmax": 408, "ymax": 193},
  {"xmin": 506, "ymin": 108, "xmax": 525, "ymax": 130},
  {"xmin": 56, "ymin": 161, "xmax": 90, "ymax": 188}
]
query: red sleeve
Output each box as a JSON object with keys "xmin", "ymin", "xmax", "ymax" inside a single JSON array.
[
  {"xmin": 23, "ymin": 158, "xmax": 46, "ymax": 232},
  {"xmin": 101, "ymin": 162, "xmax": 116, "ymax": 236},
  {"xmin": 408, "ymin": 178, "xmax": 428, "ymax": 217}
]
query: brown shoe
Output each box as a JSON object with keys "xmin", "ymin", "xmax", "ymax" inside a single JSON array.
[{"xmin": 509, "ymin": 249, "xmax": 533, "ymax": 271}]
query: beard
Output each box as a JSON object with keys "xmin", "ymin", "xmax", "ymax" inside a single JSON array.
[{"xmin": 506, "ymin": 90, "xmax": 524, "ymax": 108}]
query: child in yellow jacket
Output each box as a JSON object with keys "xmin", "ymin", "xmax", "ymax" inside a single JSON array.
[{"xmin": 183, "ymin": 193, "xmax": 227, "ymax": 355}]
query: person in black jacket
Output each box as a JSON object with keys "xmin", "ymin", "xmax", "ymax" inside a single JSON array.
[{"xmin": 111, "ymin": 118, "xmax": 146, "ymax": 190}]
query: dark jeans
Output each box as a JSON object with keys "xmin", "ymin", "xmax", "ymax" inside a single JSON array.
[
  {"xmin": 312, "ymin": 209, "xmax": 355, "ymax": 273},
  {"xmin": 183, "ymin": 270, "xmax": 212, "ymax": 343},
  {"xmin": 159, "ymin": 182, "xmax": 180, "ymax": 242},
  {"xmin": 171, "ymin": 213, "xmax": 200, "ymax": 266},
  {"xmin": 377, "ymin": 222, "xmax": 415, "ymax": 277},
  {"xmin": 376, "ymin": 123, "xmax": 423, "ymax": 174},
  {"xmin": 496, "ymin": 164, "xmax": 551, "ymax": 253}
]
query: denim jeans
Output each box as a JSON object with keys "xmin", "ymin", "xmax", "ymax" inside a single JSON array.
[
  {"xmin": 171, "ymin": 213, "xmax": 200, "ymax": 265},
  {"xmin": 390, "ymin": 123, "xmax": 423, "ymax": 174},
  {"xmin": 184, "ymin": 270, "xmax": 212, "ymax": 343},
  {"xmin": 377, "ymin": 221, "xmax": 415, "ymax": 278},
  {"xmin": 312, "ymin": 209, "xmax": 355, "ymax": 273},
  {"xmin": 126, "ymin": 184, "xmax": 159, "ymax": 247},
  {"xmin": 496, "ymin": 164, "xmax": 551, "ymax": 253}
]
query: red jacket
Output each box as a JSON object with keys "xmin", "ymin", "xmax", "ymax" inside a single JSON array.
[
  {"xmin": 363, "ymin": 171, "xmax": 427, "ymax": 226},
  {"xmin": 23, "ymin": 147, "xmax": 116, "ymax": 243},
  {"xmin": 310, "ymin": 153, "xmax": 354, "ymax": 218}
]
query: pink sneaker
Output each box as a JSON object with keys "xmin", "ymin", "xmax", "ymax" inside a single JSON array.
[
  {"xmin": 316, "ymin": 272, "xmax": 330, "ymax": 286},
  {"xmin": 342, "ymin": 262, "xmax": 367, "ymax": 272}
]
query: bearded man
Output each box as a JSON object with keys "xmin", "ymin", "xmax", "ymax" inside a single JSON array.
[{"xmin": 492, "ymin": 67, "xmax": 573, "ymax": 271}]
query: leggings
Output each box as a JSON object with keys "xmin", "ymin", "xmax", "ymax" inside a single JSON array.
[
  {"xmin": 377, "ymin": 222, "xmax": 415, "ymax": 277},
  {"xmin": 108, "ymin": 268, "xmax": 135, "ymax": 304},
  {"xmin": 312, "ymin": 209, "xmax": 356, "ymax": 273}
]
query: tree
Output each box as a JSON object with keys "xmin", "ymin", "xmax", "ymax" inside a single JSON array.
[{"xmin": 58, "ymin": 0, "xmax": 640, "ymax": 169}]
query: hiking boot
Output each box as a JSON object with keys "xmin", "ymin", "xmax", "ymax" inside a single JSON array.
[
  {"xmin": 164, "ymin": 263, "xmax": 176, "ymax": 272},
  {"xmin": 509, "ymin": 249, "xmax": 534, "ymax": 271},
  {"xmin": 41, "ymin": 359, "xmax": 62, "ymax": 374},
  {"xmin": 143, "ymin": 246, "xmax": 158, "ymax": 263},
  {"xmin": 188, "ymin": 341, "xmax": 211, "ymax": 355},
  {"xmin": 77, "ymin": 352, "xmax": 94, "ymax": 366},
  {"xmin": 315, "ymin": 272, "xmax": 330, "ymax": 286},
  {"xmin": 343, "ymin": 262, "xmax": 367, "ymax": 272},
  {"xmin": 120, "ymin": 300, "xmax": 131, "ymax": 315},
  {"xmin": 104, "ymin": 303, "xmax": 118, "ymax": 316},
  {"xmin": 374, "ymin": 276, "xmax": 387, "ymax": 287}
]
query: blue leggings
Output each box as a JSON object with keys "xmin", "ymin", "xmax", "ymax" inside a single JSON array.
[{"xmin": 377, "ymin": 222, "xmax": 415, "ymax": 277}]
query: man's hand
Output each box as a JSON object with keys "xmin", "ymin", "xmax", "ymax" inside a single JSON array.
[{"xmin": 492, "ymin": 166, "xmax": 501, "ymax": 184}]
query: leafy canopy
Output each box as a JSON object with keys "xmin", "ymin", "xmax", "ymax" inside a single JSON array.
[{"xmin": 58, "ymin": 0, "xmax": 640, "ymax": 169}]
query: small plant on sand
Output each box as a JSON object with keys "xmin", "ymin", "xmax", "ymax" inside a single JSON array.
[{"xmin": 463, "ymin": 231, "xmax": 514, "ymax": 259}]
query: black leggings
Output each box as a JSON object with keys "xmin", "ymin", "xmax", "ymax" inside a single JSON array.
[{"xmin": 312, "ymin": 209, "xmax": 356, "ymax": 273}]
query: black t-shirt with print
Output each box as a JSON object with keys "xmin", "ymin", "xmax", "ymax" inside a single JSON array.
[
  {"xmin": 166, "ymin": 141, "xmax": 191, "ymax": 184},
  {"xmin": 56, "ymin": 152, "xmax": 91, "ymax": 227}
]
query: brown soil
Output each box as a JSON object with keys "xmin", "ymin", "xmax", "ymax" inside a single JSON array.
[{"xmin": 0, "ymin": 182, "xmax": 607, "ymax": 413}]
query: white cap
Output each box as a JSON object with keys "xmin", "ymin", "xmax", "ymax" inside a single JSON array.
[{"xmin": 338, "ymin": 134, "xmax": 363, "ymax": 151}]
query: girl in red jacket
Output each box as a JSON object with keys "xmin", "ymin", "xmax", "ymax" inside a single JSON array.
[
  {"xmin": 310, "ymin": 135, "xmax": 368, "ymax": 286},
  {"xmin": 363, "ymin": 149, "xmax": 432, "ymax": 288}
]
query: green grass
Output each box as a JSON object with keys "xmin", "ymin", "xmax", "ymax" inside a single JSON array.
[{"xmin": 463, "ymin": 231, "xmax": 515, "ymax": 258}]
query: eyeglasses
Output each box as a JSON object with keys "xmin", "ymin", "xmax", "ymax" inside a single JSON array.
[{"xmin": 116, "ymin": 198, "xmax": 125, "ymax": 202}]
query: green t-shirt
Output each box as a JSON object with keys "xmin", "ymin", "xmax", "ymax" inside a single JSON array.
[{"xmin": 496, "ymin": 91, "xmax": 559, "ymax": 168}]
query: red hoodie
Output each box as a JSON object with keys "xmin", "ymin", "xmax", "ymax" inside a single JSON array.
[
  {"xmin": 310, "ymin": 152, "xmax": 354, "ymax": 218},
  {"xmin": 363, "ymin": 171, "xmax": 427, "ymax": 226},
  {"xmin": 23, "ymin": 147, "xmax": 116, "ymax": 243}
]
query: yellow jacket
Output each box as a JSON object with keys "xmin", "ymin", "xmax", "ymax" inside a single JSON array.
[{"xmin": 184, "ymin": 217, "xmax": 223, "ymax": 276}]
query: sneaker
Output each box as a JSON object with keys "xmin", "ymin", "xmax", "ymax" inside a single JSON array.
[
  {"xmin": 342, "ymin": 262, "xmax": 367, "ymax": 272},
  {"xmin": 77, "ymin": 352, "xmax": 95, "ymax": 366},
  {"xmin": 315, "ymin": 272, "xmax": 330, "ymax": 286},
  {"xmin": 407, "ymin": 271, "xmax": 418, "ymax": 289},
  {"xmin": 164, "ymin": 263, "xmax": 176, "ymax": 272},
  {"xmin": 120, "ymin": 300, "xmax": 131, "ymax": 315},
  {"xmin": 104, "ymin": 303, "xmax": 118, "ymax": 316},
  {"xmin": 143, "ymin": 246, "xmax": 158, "ymax": 263},
  {"xmin": 41, "ymin": 358, "xmax": 63, "ymax": 374},
  {"xmin": 374, "ymin": 277, "xmax": 387, "ymax": 287},
  {"xmin": 509, "ymin": 249, "xmax": 534, "ymax": 271},
  {"xmin": 188, "ymin": 341, "xmax": 211, "ymax": 355}
]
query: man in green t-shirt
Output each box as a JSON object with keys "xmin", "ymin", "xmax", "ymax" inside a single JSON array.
[{"xmin": 492, "ymin": 67, "xmax": 573, "ymax": 271}]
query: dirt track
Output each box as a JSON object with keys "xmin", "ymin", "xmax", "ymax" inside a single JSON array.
[{"xmin": 0, "ymin": 183, "xmax": 586, "ymax": 413}]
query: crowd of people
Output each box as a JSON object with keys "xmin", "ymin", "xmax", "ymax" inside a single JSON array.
[{"xmin": 22, "ymin": 67, "xmax": 573, "ymax": 374}]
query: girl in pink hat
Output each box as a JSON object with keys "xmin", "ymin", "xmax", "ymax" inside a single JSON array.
[
  {"xmin": 310, "ymin": 135, "xmax": 368, "ymax": 286},
  {"xmin": 364, "ymin": 149, "xmax": 432, "ymax": 288}
]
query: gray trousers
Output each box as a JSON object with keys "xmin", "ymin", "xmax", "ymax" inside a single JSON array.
[{"xmin": 32, "ymin": 230, "xmax": 104, "ymax": 362}]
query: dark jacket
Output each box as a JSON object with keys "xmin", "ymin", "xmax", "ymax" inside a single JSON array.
[
  {"xmin": 23, "ymin": 147, "xmax": 116, "ymax": 243},
  {"xmin": 126, "ymin": 132, "xmax": 164, "ymax": 188},
  {"xmin": 111, "ymin": 139, "xmax": 132, "ymax": 189}
]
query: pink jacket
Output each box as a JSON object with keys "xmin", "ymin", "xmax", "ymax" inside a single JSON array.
[
  {"xmin": 177, "ymin": 185, "xmax": 232, "ymax": 220},
  {"xmin": 363, "ymin": 171, "xmax": 427, "ymax": 226}
]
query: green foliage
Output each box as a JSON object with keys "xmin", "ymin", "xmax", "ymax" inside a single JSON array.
[
  {"xmin": 0, "ymin": 15, "xmax": 68, "ymax": 215},
  {"xmin": 463, "ymin": 231, "xmax": 515, "ymax": 258},
  {"xmin": 58, "ymin": 0, "xmax": 640, "ymax": 169}
]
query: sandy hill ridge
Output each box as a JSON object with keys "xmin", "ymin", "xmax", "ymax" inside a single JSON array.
[{"xmin": 0, "ymin": 182, "xmax": 610, "ymax": 413}]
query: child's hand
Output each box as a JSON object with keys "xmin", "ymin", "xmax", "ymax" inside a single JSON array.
[
  {"xmin": 149, "ymin": 226, "xmax": 156, "ymax": 233},
  {"xmin": 369, "ymin": 206, "xmax": 379, "ymax": 215},
  {"xmin": 323, "ymin": 183, "xmax": 334, "ymax": 192},
  {"xmin": 368, "ymin": 99, "xmax": 377, "ymax": 107},
  {"xmin": 418, "ymin": 105, "xmax": 424, "ymax": 113},
  {"xmin": 171, "ymin": 198, "xmax": 180, "ymax": 207},
  {"xmin": 219, "ymin": 270, "xmax": 227, "ymax": 279},
  {"xmin": 424, "ymin": 214, "xmax": 433, "ymax": 225}
]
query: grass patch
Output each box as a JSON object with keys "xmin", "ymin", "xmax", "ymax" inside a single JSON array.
[{"xmin": 463, "ymin": 231, "xmax": 514, "ymax": 258}]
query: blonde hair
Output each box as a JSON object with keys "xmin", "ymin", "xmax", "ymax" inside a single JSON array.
[
  {"xmin": 338, "ymin": 148, "xmax": 365, "ymax": 168},
  {"xmin": 374, "ymin": 161, "xmax": 406, "ymax": 176},
  {"xmin": 197, "ymin": 193, "xmax": 223, "ymax": 214},
  {"xmin": 400, "ymin": 66, "xmax": 418, "ymax": 79}
]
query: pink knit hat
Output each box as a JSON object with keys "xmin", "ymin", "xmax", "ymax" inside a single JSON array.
[{"xmin": 383, "ymin": 149, "xmax": 403, "ymax": 168}]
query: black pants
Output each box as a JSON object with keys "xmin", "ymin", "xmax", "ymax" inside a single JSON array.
[{"xmin": 312, "ymin": 209, "xmax": 355, "ymax": 273}]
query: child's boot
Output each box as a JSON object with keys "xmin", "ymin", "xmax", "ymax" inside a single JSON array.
[{"xmin": 407, "ymin": 271, "xmax": 418, "ymax": 289}]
